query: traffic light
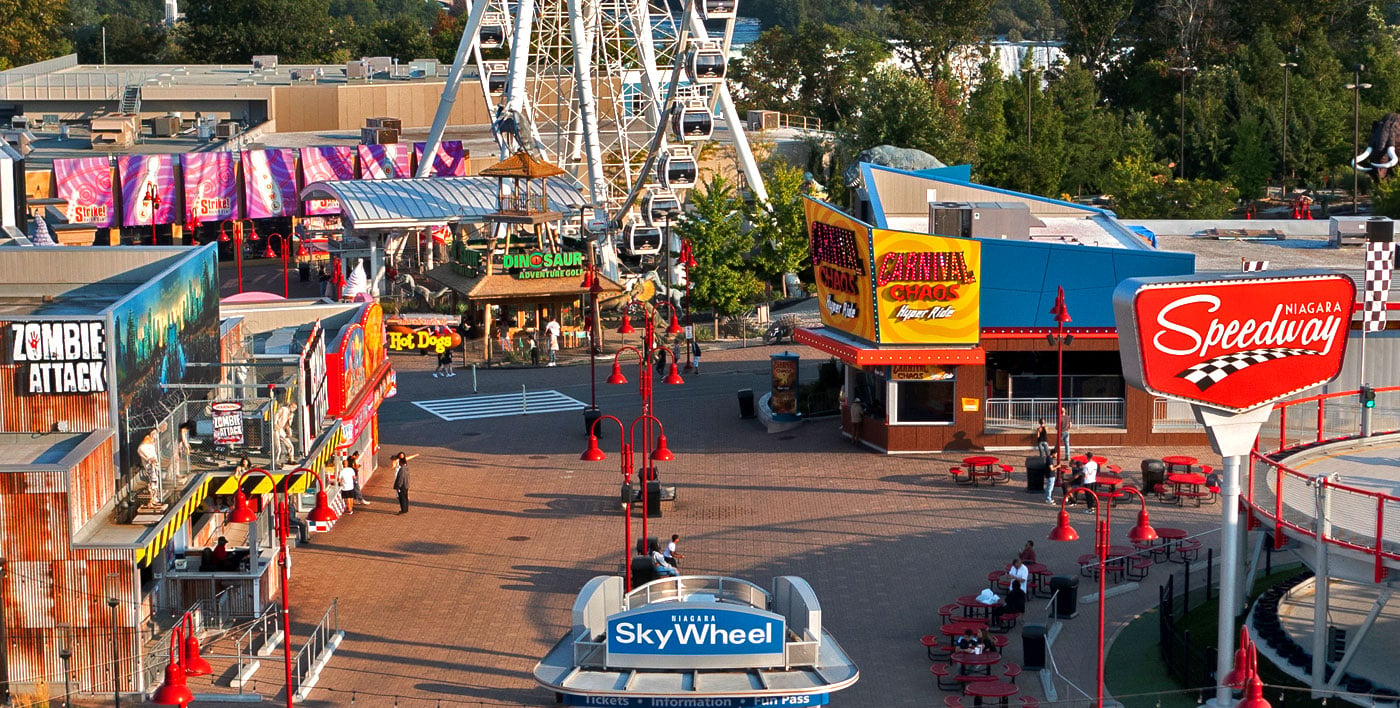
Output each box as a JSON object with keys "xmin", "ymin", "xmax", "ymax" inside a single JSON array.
[{"xmin": 1362, "ymin": 386, "xmax": 1376, "ymax": 409}]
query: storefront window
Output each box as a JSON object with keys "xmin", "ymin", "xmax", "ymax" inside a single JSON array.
[
  {"xmin": 852, "ymin": 367, "xmax": 887, "ymax": 420},
  {"xmin": 894, "ymin": 380, "xmax": 956, "ymax": 423}
]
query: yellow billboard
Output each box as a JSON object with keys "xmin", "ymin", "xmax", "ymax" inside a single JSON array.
[
  {"xmin": 805, "ymin": 198, "xmax": 876, "ymax": 342},
  {"xmin": 871, "ymin": 228, "xmax": 981, "ymax": 345}
]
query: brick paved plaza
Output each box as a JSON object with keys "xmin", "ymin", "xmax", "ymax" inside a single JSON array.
[{"xmin": 272, "ymin": 343, "xmax": 1227, "ymax": 707}]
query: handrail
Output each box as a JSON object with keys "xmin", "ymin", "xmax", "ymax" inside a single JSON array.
[
  {"xmin": 1245, "ymin": 387, "xmax": 1400, "ymax": 582},
  {"xmin": 291, "ymin": 598, "xmax": 340, "ymax": 699}
]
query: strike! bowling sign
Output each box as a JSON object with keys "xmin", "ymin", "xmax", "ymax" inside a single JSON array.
[{"xmin": 1113, "ymin": 272, "xmax": 1356, "ymax": 413}]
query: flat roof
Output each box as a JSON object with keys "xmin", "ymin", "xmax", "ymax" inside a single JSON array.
[
  {"xmin": 0, "ymin": 432, "xmax": 90, "ymax": 465},
  {"xmin": 884, "ymin": 214, "xmax": 1131, "ymax": 249},
  {"xmin": 0, "ymin": 247, "xmax": 195, "ymax": 316}
]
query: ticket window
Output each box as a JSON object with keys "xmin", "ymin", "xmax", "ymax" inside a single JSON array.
[
  {"xmin": 847, "ymin": 366, "xmax": 888, "ymax": 420},
  {"xmin": 890, "ymin": 372, "xmax": 957, "ymax": 425}
]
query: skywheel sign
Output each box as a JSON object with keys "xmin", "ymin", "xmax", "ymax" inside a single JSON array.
[{"xmin": 606, "ymin": 604, "xmax": 786, "ymax": 669}]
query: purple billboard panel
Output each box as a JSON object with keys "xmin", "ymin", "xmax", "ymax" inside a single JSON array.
[
  {"xmin": 119, "ymin": 154, "xmax": 179, "ymax": 226},
  {"xmin": 413, "ymin": 140, "xmax": 467, "ymax": 177},
  {"xmin": 53, "ymin": 157, "xmax": 115, "ymax": 227},
  {"xmin": 300, "ymin": 146, "xmax": 356, "ymax": 215},
  {"xmin": 357, "ymin": 143, "xmax": 409, "ymax": 179},
  {"xmin": 181, "ymin": 152, "xmax": 240, "ymax": 224},
  {"xmin": 241, "ymin": 148, "xmax": 299, "ymax": 219}
]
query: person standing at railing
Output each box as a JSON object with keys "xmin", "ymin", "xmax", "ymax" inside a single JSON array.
[
  {"xmin": 1057, "ymin": 407, "xmax": 1072, "ymax": 463},
  {"xmin": 1035, "ymin": 418, "xmax": 1051, "ymax": 462}
]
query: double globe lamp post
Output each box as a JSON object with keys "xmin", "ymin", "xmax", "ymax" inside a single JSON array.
[
  {"xmin": 1047, "ymin": 484, "xmax": 1156, "ymax": 708},
  {"xmin": 152, "ymin": 467, "xmax": 339, "ymax": 707}
]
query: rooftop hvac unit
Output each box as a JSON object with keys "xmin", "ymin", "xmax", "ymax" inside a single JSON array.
[
  {"xmin": 151, "ymin": 115, "xmax": 180, "ymax": 137},
  {"xmin": 346, "ymin": 60, "xmax": 367, "ymax": 80},
  {"xmin": 366, "ymin": 117, "xmax": 402, "ymax": 132},
  {"xmin": 361, "ymin": 127, "xmax": 398, "ymax": 145},
  {"xmin": 929, "ymin": 201, "xmax": 1032, "ymax": 240},
  {"xmin": 407, "ymin": 59, "xmax": 438, "ymax": 78},
  {"xmin": 215, "ymin": 122, "xmax": 240, "ymax": 139},
  {"xmin": 252, "ymin": 55, "xmax": 279, "ymax": 71}
]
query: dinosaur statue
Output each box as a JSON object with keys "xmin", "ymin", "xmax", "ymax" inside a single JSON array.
[{"xmin": 394, "ymin": 273, "xmax": 451, "ymax": 308}]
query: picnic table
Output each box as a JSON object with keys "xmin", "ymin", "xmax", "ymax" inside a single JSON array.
[
  {"xmin": 951, "ymin": 650, "xmax": 1001, "ymax": 675},
  {"xmin": 962, "ymin": 456, "xmax": 1005, "ymax": 485},
  {"xmin": 957, "ymin": 594, "xmax": 1003, "ymax": 619},
  {"xmin": 965, "ymin": 679, "xmax": 1020, "ymax": 705},
  {"xmin": 1162, "ymin": 455, "xmax": 1199, "ymax": 474},
  {"xmin": 1168, "ymin": 472, "xmax": 1208, "ymax": 506}
]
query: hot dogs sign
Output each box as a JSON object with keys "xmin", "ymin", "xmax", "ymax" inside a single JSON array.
[{"xmin": 1114, "ymin": 272, "xmax": 1355, "ymax": 412}]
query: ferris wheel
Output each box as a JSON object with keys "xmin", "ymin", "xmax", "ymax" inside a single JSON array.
[{"xmin": 419, "ymin": 0, "xmax": 767, "ymax": 245}]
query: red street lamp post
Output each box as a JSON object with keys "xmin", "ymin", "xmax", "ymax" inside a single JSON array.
[
  {"xmin": 606, "ymin": 341, "xmax": 681, "ymax": 546},
  {"xmin": 1047, "ymin": 485, "xmax": 1156, "ymax": 708},
  {"xmin": 219, "ymin": 219, "xmax": 246, "ymax": 293},
  {"xmin": 1048, "ymin": 286, "xmax": 1073, "ymax": 465},
  {"xmin": 581, "ymin": 413, "xmax": 674, "ymax": 591},
  {"xmin": 679, "ymin": 240, "xmax": 698, "ymax": 370},
  {"xmin": 1225, "ymin": 627, "xmax": 1273, "ymax": 708},
  {"xmin": 222, "ymin": 467, "xmax": 338, "ymax": 708},
  {"xmin": 143, "ymin": 184, "xmax": 161, "ymax": 245}
]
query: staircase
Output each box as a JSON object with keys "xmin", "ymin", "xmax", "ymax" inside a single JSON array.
[{"xmin": 119, "ymin": 85, "xmax": 141, "ymax": 115}]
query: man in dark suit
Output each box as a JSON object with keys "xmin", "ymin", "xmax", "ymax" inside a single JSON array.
[{"xmin": 392, "ymin": 452, "xmax": 419, "ymax": 514}]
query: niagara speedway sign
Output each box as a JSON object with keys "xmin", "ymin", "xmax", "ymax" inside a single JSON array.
[{"xmin": 1114, "ymin": 272, "xmax": 1355, "ymax": 412}]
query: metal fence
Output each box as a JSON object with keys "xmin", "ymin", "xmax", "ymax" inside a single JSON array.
[
  {"xmin": 231, "ymin": 602, "xmax": 283, "ymax": 691},
  {"xmin": 139, "ymin": 588, "xmax": 237, "ymax": 695},
  {"xmin": 984, "ymin": 397, "xmax": 1125, "ymax": 429},
  {"xmin": 291, "ymin": 598, "xmax": 343, "ymax": 701}
]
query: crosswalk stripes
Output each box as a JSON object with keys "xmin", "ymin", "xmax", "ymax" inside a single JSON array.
[{"xmin": 412, "ymin": 389, "xmax": 588, "ymax": 421}]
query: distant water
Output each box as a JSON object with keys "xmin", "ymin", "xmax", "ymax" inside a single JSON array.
[{"xmin": 730, "ymin": 17, "xmax": 760, "ymax": 47}]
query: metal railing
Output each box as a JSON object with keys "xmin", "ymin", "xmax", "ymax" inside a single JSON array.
[
  {"xmin": 1246, "ymin": 387, "xmax": 1400, "ymax": 583},
  {"xmin": 1153, "ymin": 397, "xmax": 1205, "ymax": 432},
  {"xmin": 984, "ymin": 397, "xmax": 1125, "ymax": 429},
  {"xmin": 291, "ymin": 598, "xmax": 342, "ymax": 700},
  {"xmin": 231, "ymin": 602, "xmax": 283, "ymax": 691},
  {"xmin": 622, "ymin": 576, "xmax": 769, "ymax": 611},
  {"xmin": 777, "ymin": 113, "xmax": 823, "ymax": 132},
  {"xmin": 140, "ymin": 588, "xmax": 237, "ymax": 694}
]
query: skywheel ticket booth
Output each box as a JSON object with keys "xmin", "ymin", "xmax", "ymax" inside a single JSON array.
[{"xmin": 534, "ymin": 575, "xmax": 859, "ymax": 706}]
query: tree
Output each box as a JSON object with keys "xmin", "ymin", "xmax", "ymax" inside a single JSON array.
[
  {"xmin": 356, "ymin": 16, "xmax": 432, "ymax": 62},
  {"xmin": 1102, "ymin": 154, "xmax": 1238, "ymax": 217},
  {"xmin": 0, "ymin": 0, "xmax": 71, "ymax": 69},
  {"xmin": 887, "ymin": 0, "xmax": 990, "ymax": 82},
  {"xmin": 747, "ymin": 159, "xmax": 809, "ymax": 296},
  {"xmin": 1058, "ymin": 0, "xmax": 1132, "ymax": 75},
  {"xmin": 430, "ymin": 10, "xmax": 467, "ymax": 65},
  {"xmin": 841, "ymin": 65, "xmax": 972, "ymax": 164},
  {"xmin": 76, "ymin": 15, "xmax": 169, "ymax": 64},
  {"xmin": 179, "ymin": 0, "xmax": 340, "ymax": 63},
  {"xmin": 674, "ymin": 176, "xmax": 761, "ymax": 317},
  {"xmin": 729, "ymin": 24, "xmax": 887, "ymax": 127},
  {"xmin": 1226, "ymin": 112, "xmax": 1272, "ymax": 200}
]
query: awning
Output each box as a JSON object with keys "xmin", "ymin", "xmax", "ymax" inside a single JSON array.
[
  {"xmin": 133, "ymin": 424, "xmax": 345, "ymax": 567},
  {"xmin": 794, "ymin": 327, "xmax": 985, "ymax": 366},
  {"xmin": 299, "ymin": 176, "xmax": 586, "ymax": 230}
]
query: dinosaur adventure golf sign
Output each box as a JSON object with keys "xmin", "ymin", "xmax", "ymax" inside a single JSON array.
[
  {"xmin": 504, "ymin": 251, "xmax": 585, "ymax": 280},
  {"xmin": 1114, "ymin": 271, "xmax": 1355, "ymax": 413}
]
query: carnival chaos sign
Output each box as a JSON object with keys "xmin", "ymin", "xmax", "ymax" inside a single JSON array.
[
  {"xmin": 7, "ymin": 321, "xmax": 108, "ymax": 394},
  {"xmin": 871, "ymin": 229, "xmax": 981, "ymax": 345},
  {"xmin": 1114, "ymin": 272, "xmax": 1355, "ymax": 412},
  {"xmin": 805, "ymin": 198, "xmax": 875, "ymax": 341}
]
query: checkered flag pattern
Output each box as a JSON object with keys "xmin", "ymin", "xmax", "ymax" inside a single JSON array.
[
  {"xmin": 1175, "ymin": 348, "xmax": 1321, "ymax": 391},
  {"xmin": 1241, "ymin": 259, "xmax": 1269, "ymax": 272},
  {"xmin": 1363, "ymin": 240, "xmax": 1396, "ymax": 332}
]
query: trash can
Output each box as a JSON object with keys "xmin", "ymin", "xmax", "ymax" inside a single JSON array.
[
  {"xmin": 737, "ymin": 389, "xmax": 756, "ymax": 419},
  {"xmin": 646, "ymin": 481, "xmax": 663, "ymax": 517},
  {"xmin": 584, "ymin": 408, "xmax": 603, "ymax": 439},
  {"xmin": 1025, "ymin": 456, "xmax": 1048, "ymax": 492},
  {"xmin": 1050, "ymin": 576, "xmax": 1079, "ymax": 619},
  {"xmin": 1141, "ymin": 459, "xmax": 1166, "ymax": 491},
  {"xmin": 1022, "ymin": 624, "xmax": 1047, "ymax": 670},
  {"xmin": 298, "ymin": 262, "xmax": 311, "ymax": 282}
]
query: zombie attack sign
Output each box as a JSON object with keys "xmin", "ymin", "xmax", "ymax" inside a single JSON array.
[
  {"xmin": 7, "ymin": 321, "xmax": 108, "ymax": 394},
  {"xmin": 1114, "ymin": 272, "xmax": 1355, "ymax": 412}
]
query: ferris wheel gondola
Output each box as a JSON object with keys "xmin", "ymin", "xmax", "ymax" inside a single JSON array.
[
  {"xmin": 671, "ymin": 99, "xmax": 713, "ymax": 141},
  {"xmin": 686, "ymin": 41, "xmax": 726, "ymax": 83},
  {"xmin": 657, "ymin": 147, "xmax": 698, "ymax": 190},
  {"xmin": 479, "ymin": 13, "xmax": 507, "ymax": 49}
]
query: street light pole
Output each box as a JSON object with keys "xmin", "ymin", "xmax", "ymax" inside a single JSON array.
[
  {"xmin": 1049, "ymin": 287, "xmax": 1072, "ymax": 465},
  {"xmin": 1170, "ymin": 62, "xmax": 1199, "ymax": 180},
  {"xmin": 1347, "ymin": 65, "xmax": 1372, "ymax": 215},
  {"xmin": 1049, "ymin": 486, "xmax": 1156, "ymax": 707},
  {"xmin": 1279, "ymin": 61, "xmax": 1297, "ymax": 188},
  {"xmin": 107, "ymin": 596, "xmax": 120, "ymax": 708}
]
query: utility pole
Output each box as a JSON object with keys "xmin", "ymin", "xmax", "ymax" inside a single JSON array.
[
  {"xmin": 1346, "ymin": 65, "xmax": 1372, "ymax": 215},
  {"xmin": 1170, "ymin": 59, "xmax": 1199, "ymax": 180},
  {"xmin": 1, "ymin": 558, "xmax": 10, "ymax": 706},
  {"xmin": 1279, "ymin": 61, "xmax": 1297, "ymax": 189}
]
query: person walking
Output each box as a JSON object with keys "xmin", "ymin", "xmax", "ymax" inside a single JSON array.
[
  {"xmin": 690, "ymin": 339, "xmax": 702, "ymax": 374},
  {"xmin": 527, "ymin": 332, "xmax": 540, "ymax": 367},
  {"xmin": 849, "ymin": 397, "xmax": 864, "ymax": 447},
  {"xmin": 337, "ymin": 460, "xmax": 357, "ymax": 514},
  {"xmin": 663, "ymin": 534, "xmax": 684, "ymax": 569},
  {"xmin": 392, "ymin": 452, "xmax": 419, "ymax": 514},
  {"xmin": 544, "ymin": 316, "xmax": 561, "ymax": 366}
]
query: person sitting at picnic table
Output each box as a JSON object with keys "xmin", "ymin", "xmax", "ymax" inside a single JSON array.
[
  {"xmin": 1018, "ymin": 540, "xmax": 1037, "ymax": 563},
  {"xmin": 955, "ymin": 628, "xmax": 980, "ymax": 652},
  {"xmin": 976, "ymin": 627, "xmax": 997, "ymax": 654},
  {"xmin": 992, "ymin": 580, "xmax": 1027, "ymax": 620},
  {"xmin": 1007, "ymin": 558, "xmax": 1030, "ymax": 586},
  {"xmin": 649, "ymin": 540, "xmax": 679, "ymax": 577}
]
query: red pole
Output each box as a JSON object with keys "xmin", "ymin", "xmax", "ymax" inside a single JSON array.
[
  {"xmin": 282, "ymin": 236, "xmax": 290, "ymax": 298},
  {"xmin": 277, "ymin": 494, "xmax": 295, "ymax": 708},
  {"xmin": 1095, "ymin": 492, "xmax": 1109, "ymax": 708},
  {"xmin": 1056, "ymin": 319, "xmax": 1064, "ymax": 465},
  {"xmin": 623, "ymin": 443, "xmax": 633, "ymax": 591},
  {"xmin": 236, "ymin": 233, "xmax": 245, "ymax": 293}
]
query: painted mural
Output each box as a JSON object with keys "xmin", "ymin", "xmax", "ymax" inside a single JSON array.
[{"xmin": 110, "ymin": 246, "xmax": 221, "ymax": 477}]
